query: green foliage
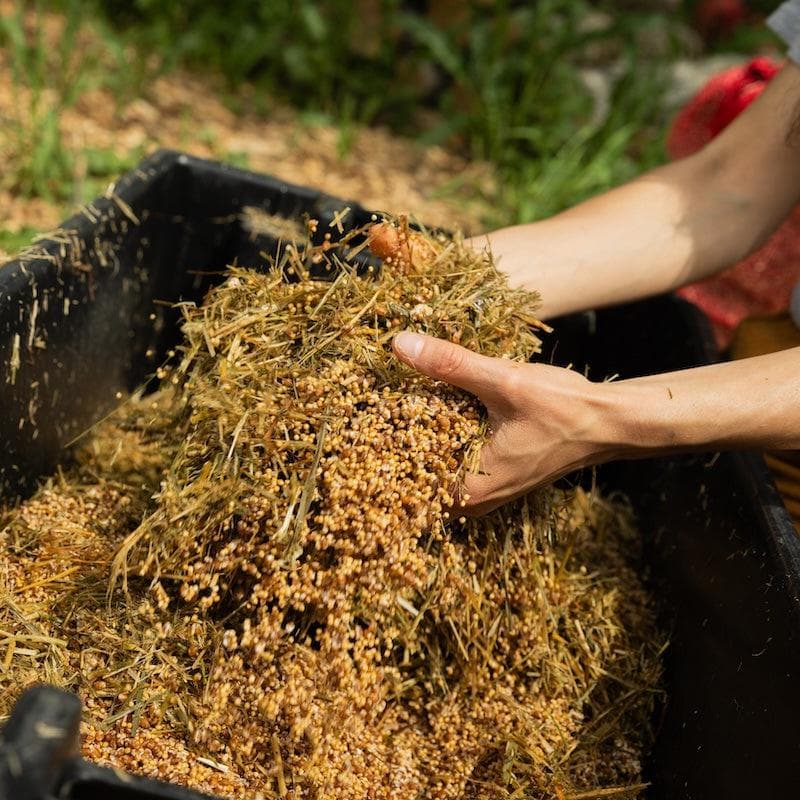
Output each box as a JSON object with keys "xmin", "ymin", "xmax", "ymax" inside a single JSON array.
[
  {"xmin": 87, "ymin": 0, "xmax": 686, "ymax": 224},
  {"xmin": 94, "ymin": 0, "xmax": 408, "ymax": 127},
  {"xmin": 497, "ymin": 39, "xmax": 672, "ymax": 224},
  {"xmin": 0, "ymin": 228, "xmax": 41, "ymax": 256},
  {"xmin": 397, "ymin": 2, "xmax": 669, "ymax": 225},
  {"xmin": 2, "ymin": 0, "xmax": 703, "ymax": 230},
  {"xmin": 0, "ymin": 0, "xmax": 156, "ymax": 209},
  {"xmin": 0, "ymin": 0, "xmax": 76, "ymax": 201}
]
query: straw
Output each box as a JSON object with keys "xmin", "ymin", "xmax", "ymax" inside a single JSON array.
[{"xmin": 0, "ymin": 219, "xmax": 664, "ymax": 799}]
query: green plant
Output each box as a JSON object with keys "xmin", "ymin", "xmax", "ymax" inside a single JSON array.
[
  {"xmin": 401, "ymin": 2, "xmax": 677, "ymax": 224},
  {"xmin": 86, "ymin": 0, "xmax": 688, "ymax": 226},
  {"xmin": 92, "ymin": 0, "xmax": 409, "ymax": 128},
  {"xmin": 0, "ymin": 1, "xmax": 77, "ymax": 201},
  {"xmin": 223, "ymin": 150, "xmax": 250, "ymax": 170},
  {"xmin": 1, "ymin": 1, "xmax": 159, "ymax": 208},
  {"xmin": 0, "ymin": 227, "xmax": 41, "ymax": 257}
]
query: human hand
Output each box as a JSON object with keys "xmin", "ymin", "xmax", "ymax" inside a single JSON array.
[{"xmin": 392, "ymin": 331, "xmax": 625, "ymax": 515}]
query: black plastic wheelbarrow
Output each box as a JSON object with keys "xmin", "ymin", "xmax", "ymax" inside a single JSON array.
[{"xmin": 0, "ymin": 150, "xmax": 798, "ymax": 800}]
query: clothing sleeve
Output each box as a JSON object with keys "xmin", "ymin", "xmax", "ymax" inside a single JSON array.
[{"xmin": 768, "ymin": 1, "xmax": 800, "ymax": 63}]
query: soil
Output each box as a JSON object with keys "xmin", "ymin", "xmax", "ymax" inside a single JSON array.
[{"xmin": 0, "ymin": 3, "xmax": 494, "ymax": 252}]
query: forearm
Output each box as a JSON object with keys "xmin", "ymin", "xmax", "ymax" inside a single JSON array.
[
  {"xmin": 474, "ymin": 157, "xmax": 716, "ymax": 318},
  {"xmin": 603, "ymin": 348, "xmax": 800, "ymax": 458}
]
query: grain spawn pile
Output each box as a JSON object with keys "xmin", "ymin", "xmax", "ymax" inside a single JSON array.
[{"xmin": 0, "ymin": 219, "xmax": 664, "ymax": 799}]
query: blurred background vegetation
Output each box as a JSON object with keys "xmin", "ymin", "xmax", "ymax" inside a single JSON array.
[{"xmin": 0, "ymin": 0, "xmax": 782, "ymax": 254}]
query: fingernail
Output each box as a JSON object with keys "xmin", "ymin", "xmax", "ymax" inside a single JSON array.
[{"xmin": 394, "ymin": 331, "xmax": 424, "ymax": 361}]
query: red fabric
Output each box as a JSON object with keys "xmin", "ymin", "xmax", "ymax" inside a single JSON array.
[
  {"xmin": 666, "ymin": 56, "xmax": 780, "ymax": 159},
  {"xmin": 667, "ymin": 56, "xmax": 800, "ymax": 348}
]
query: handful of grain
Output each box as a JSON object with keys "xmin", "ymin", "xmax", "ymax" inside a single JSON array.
[{"xmin": 0, "ymin": 218, "xmax": 663, "ymax": 800}]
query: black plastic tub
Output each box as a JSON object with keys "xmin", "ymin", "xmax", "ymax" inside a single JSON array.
[{"xmin": 1, "ymin": 150, "xmax": 798, "ymax": 800}]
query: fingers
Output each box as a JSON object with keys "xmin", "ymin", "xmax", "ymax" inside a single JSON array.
[{"xmin": 393, "ymin": 332, "xmax": 512, "ymax": 405}]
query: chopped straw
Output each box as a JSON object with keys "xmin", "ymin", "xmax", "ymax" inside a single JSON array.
[{"xmin": 0, "ymin": 217, "xmax": 664, "ymax": 799}]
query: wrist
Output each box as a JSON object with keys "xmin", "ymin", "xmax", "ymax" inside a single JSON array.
[
  {"xmin": 570, "ymin": 379, "xmax": 650, "ymax": 465},
  {"xmin": 592, "ymin": 379, "xmax": 688, "ymax": 461}
]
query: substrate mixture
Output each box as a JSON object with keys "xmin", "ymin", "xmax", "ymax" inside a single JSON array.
[{"xmin": 0, "ymin": 221, "xmax": 663, "ymax": 799}]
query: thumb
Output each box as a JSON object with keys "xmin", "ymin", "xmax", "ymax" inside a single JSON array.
[{"xmin": 392, "ymin": 331, "xmax": 510, "ymax": 403}]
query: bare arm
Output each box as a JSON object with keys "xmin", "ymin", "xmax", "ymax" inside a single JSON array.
[
  {"xmin": 473, "ymin": 62, "xmax": 800, "ymax": 319},
  {"xmin": 615, "ymin": 347, "xmax": 800, "ymax": 455},
  {"xmin": 393, "ymin": 333, "xmax": 800, "ymax": 514}
]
